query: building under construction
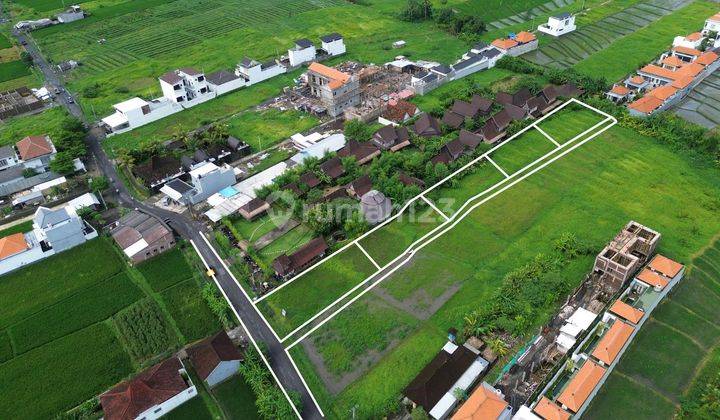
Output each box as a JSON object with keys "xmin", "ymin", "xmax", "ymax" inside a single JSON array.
[{"xmin": 495, "ymin": 221, "xmax": 660, "ymax": 411}]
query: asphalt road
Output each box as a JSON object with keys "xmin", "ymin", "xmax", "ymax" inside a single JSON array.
[{"xmin": 15, "ymin": 29, "xmax": 323, "ymax": 420}]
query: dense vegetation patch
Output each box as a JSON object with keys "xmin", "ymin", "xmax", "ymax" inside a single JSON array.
[{"xmin": 113, "ymin": 299, "xmax": 177, "ymax": 363}]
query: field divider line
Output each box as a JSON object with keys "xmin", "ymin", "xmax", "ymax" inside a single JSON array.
[
  {"xmin": 356, "ymin": 242, "xmax": 381, "ymax": 270},
  {"xmin": 189, "ymin": 239, "xmax": 305, "ymax": 420},
  {"xmin": 285, "ymin": 109, "xmax": 617, "ymax": 351},
  {"xmin": 254, "ymin": 99, "xmax": 580, "ymax": 304},
  {"xmin": 421, "ymin": 195, "xmax": 450, "ymax": 221},
  {"xmin": 535, "ymin": 125, "xmax": 561, "ymax": 147},
  {"xmin": 486, "ymin": 156, "xmax": 510, "ymax": 178},
  {"xmin": 279, "ymin": 103, "xmax": 614, "ymax": 344}
]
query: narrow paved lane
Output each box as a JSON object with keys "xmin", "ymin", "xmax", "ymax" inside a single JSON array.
[{"xmin": 14, "ymin": 29, "xmax": 322, "ymax": 419}]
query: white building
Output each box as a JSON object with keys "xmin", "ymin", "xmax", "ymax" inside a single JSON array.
[
  {"xmin": 235, "ymin": 57, "xmax": 287, "ymax": 86},
  {"xmin": 702, "ymin": 12, "xmax": 720, "ymax": 35},
  {"xmin": 320, "ymin": 33, "xmax": 346, "ymax": 56},
  {"xmin": 672, "ymin": 32, "xmax": 704, "ymax": 49},
  {"xmin": 187, "ymin": 331, "xmax": 243, "ymax": 388},
  {"xmin": 159, "ymin": 67, "xmax": 214, "ymax": 107},
  {"xmin": 101, "ymin": 97, "xmax": 181, "ymax": 135},
  {"xmin": 160, "ymin": 161, "xmax": 236, "ymax": 205},
  {"xmin": 206, "ymin": 70, "xmax": 247, "ymax": 95},
  {"xmin": 57, "ymin": 5, "xmax": 85, "ymax": 23},
  {"xmin": 555, "ymin": 306, "xmax": 597, "ymax": 353},
  {"xmin": 101, "ymin": 358, "xmax": 197, "ymax": 420},
  {"xmin": 288, "ymin": 38, "xmax": 317, "ymax": 67},
  {"xmin": 537, "ymin": 12, "xmax": 576, "ymax": 37}
]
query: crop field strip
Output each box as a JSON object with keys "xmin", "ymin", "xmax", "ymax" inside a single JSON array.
[
  {"xmin": 524, "ymin": 0, "xmax": 691, "ymax": 68},
  {"xmin": 249, "ymin": 99, "xmax": 615, "ymax": 347},
  {"xmin": 32, "ymin": 0, "xmax": 346, "ymax": 76}
]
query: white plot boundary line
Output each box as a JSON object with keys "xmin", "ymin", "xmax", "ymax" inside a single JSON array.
[
  {"xmin": 421, "ymin": 195, "xmax": 450, "ymax": 221},
  {"xmin": 189, "ymin": 239, "xmax": 308, "ymax": 419},
  {"xmin": 254, "ymin": 98, "xmax": 581, "ymax": 306},
  {"xmin": 356, "ymin": 242, "xmax": 381, "ymax": 270},
  {"xmin": 273, "ymin": 103, "xmax": 614, "ymax": 344},
  {"xmin": 535, "ymin": 124, "xmax": 561, "ymax": 147},
  {"xmin": 285, "ymin": 105, "xmax": 617, "ymax": 351},
  {"xmin": 486, "ymin": 156, "xmax": 510, "ymax": 178}
]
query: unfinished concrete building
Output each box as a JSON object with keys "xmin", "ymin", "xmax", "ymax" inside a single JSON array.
[
  {"xmin": 594, "ymin": 221, "xmax": 660, "ymax": 285},
  {"xmin": 306, "ymin": 62, "xmax": 360, "ymax": 117}
]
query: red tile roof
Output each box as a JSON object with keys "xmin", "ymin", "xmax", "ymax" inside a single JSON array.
[
  {"xmin": 610, "ymin": 85, "xmax": 630, "ymax": 96},
  {"xmin": 492, "ymin": 38, "xmax": 518, "ymax": 50},
  {"xmin": 452, "ymin": 383, "xmax": 509, "ymax": 420},
  {"xmin": 101, "ymin": 358, "xmax": 190, "ymax": 420},
  {"xmin": 187, "ymin": 331, "xmax": 243, "ymax": 381},
  {"xmin": 648, "ymin": 254, "xmax": 684, "ymax": 278},
  {"xmin": 673, "ymin": 46, "xmax": 702, "ymax": 57},
  {"xmin": 533, "ymin": 396, "xmax": 571, "ymax": 420},
  {"xmin": 628, "ymin": 96, "xmax": 664, "ymax": 114},
  {"xmin": 609, "ymin": 300, "xmax": 644, "ymax": 324},
  {"xmin": 696, "ymin": 51, "xmax": 719, "ymax": 66},
  {"xmin": 0, "ymin": 233, "xmax": 28, "ymax": 260},
  {"xmin": 592, "ymin": 320, "xmax": 634, "ymax": 365},
  {"xmin": 557, "ymin": 361, "xmax": 606, "ymax": 413},
  {"xmin": 308, "ymin": 62, "xmax": 351, "ymax": 89},
  {"xmin": 647, "ymin": 85, "xmax": 678, "ymax": 101},
  {"xmin": 515, "ymin": 31, "xmax": 537, "ymax": 43},
  {"xmin": 636, "ymin": 268, "xmax": 670, "ymax": 290},
  {"xmin": 16, "ymin": 135, "xmax": 53, "ymax": 160}
]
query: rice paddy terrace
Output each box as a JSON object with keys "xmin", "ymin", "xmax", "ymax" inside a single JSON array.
[
  {"xmin": 524, "ymin": 0, "xmax": 692, "ymax": 68},
  {"xmin": 674, "ymin": 73, "xmax": 720, "ymax": 128},
  {"xmin": 485, "ymin": 0, "xmax": 577, "ymax": 31}
]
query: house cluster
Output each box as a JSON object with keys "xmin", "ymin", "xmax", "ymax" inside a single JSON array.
[
  {"xmin": 99, "ymin": 331, "xmax": 243, "ymax": 420},
  {"xmin": 429, "ymin": 83, "xmax": 582, "ymax": 165},
  {"xmin": 0, "ymin": 193, "xmax": 99, "ymax": 275},
  {"xmin": 606, "ymin": 12, "xmax": 720, "ymax": 116},
  {"xmin": 0, "ymin": 134, "xmax": 84, "ymax": 200},
  {"xmin": 402, "ymin": 221, "xmax": 685, "ymax": 419},
  {"xmin": 110, "ymin": 209, "xmax": 176, "ymax": 265},
  {"xmin": 387, "ymin": 31, "xmax": 537, "ymax": 96},
  {"xmin": 102, "ymin": 34, "xmax": 346, "ymax": 135}
]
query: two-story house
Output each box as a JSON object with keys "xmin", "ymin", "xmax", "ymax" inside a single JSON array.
[{"xmin": 306, "ymin": 62, "xmax": 360, "ymax": 117}]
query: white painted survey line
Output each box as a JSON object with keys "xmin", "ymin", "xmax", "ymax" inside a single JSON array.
[
  {"xmin": 284, "ymin": 347, "xmax": 326, "ymax": 418},
  {"xmin": 421, "ymin": 195, "xmax": 450, "ymax": 221},
  {"xmin": 356, "ymin": 242, "xmax": 381, "ymax": 270},
  {"xmin": 254, "ymin": 99, "xmax": 577, "ymax": 306},
  {"xmin": 535, "ymin": 124, "xmax": 561, "ymax": 147},
  {"xmin": 285, "ymin": 110, "xmax": 618, "ymax": 351},
  {"xmin": 189, "ymin": 239, "xmax": 305, "ymax": 420},
  {"xmin": 486, "ymin": 156, "xmax": 510, "ymax": 179}
]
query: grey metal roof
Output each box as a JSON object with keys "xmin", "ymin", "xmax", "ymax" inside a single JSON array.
[
  {"xmin": 295, "ymin": 38, "xmax": 314, "ymax": 49},
  {"xmin": 320, "ymin": 33, "xmax": 343, "ymax": 42},
  {"xmin": 159, "ymin": 71, "xmax": 182, "ymax": 85},
  {"xmin": 431, "ymin": 64, "xmax": 452, "ymax": 75},
  {"xmin": 0, "ymin": 166, "xmax": 24, "ymax": 184},
  {"xmin": 554, "ymin": 12, "xmax": 571, "ymax": 19},
  {"xmin": 165, "ymin": 178, "xmax": 193, "ymax": 194},
  {"xmin": 0, "ymin": 145, "xmax": 16, "ymax": 160},
  {"xmin": 473, "ymin": 41, "xmax": 488, "ymax": 50},
  {"xmin": 34, "ymin": 207, "xmax": 71, "ymax": 228},
  {"xmin": 206, "ymin": 70, "xmax": 239, "ymax": 86},
  {"xmin": 482, "ymin": 47, "xmax": 502, "ymax": 59},
  {"xmin": 453, "ymin": 55, "xmax": 482, "ymax": 71}
]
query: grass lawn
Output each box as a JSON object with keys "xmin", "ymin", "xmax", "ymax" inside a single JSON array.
[
  {"xmin": 0, "ymin": 106, "xmax": 70, "ymax": 147},
  {"xmin": 489, "ymin": 129, "xmax": 557, "ymax": 174},
  {"xmin": 231, "ymin": 213, "xmax": 291, "ymax": 242},
  {"xmin": 0, "ymin": 330, "xmax": 12, "ymax": 363},
  {"xmin": 161, "ymin": 279, "xmax": 221, "ymax": 342},
  {"xmin": 8, "ymin": 272, "xmax": 143, "ymax": 354},
  {"xmin": 0, "ymin": 220, "xmax": 33, "ymax": 237},
  {"xmin": 226, "ymin": 109, "xmax": 319, "ymax": 152},
  {"xmin": 652, "ymin": 300, "xmax": 720, "ymax": 349},
  {"xmin": 535, "ymin": 106, "xmax": 608, "ymax": 145},
  {"xmin": 427, "ymin": 161, "xmax": 506, "ymax": 215},
  {"xmin": 257, "ymin": 244, "xmax": 376, "ymax": 338},
  {"xmin": 213, "ymin": 375, "xmax": 261, "ymax": 420},
  {"xmin": 258, "ymin": 224, "xmax": 313, "ymax": 266},
  {"xmin": 678, "ymin": 346, "xmax": 720, "ymax": 418},
  {"xmin": 0, "ymin": 238, "xmax": 124, "ymax": 329},
  {"xmin": 137, "ymin": 247, "xmax": 193, "ymax": 292},
  {"xmin": 574, "ymin": 1, "xmax": 719, "ymax": 81},
  {"xmin": 0, "ymin": 35, "xmax": 12, "ymax": 50},
  {"xmin": 358, "ymin": 203, "xmax": 444, "ymax": 267},
  {"xmin": 0, "ymin": 60, "xmax": 31, "ymax": 83},
  {"xmin": 288, "ymin": 118, "xmax": 720, "ymax": 418},
  {"xmin": 0, "ymin": 322, "xmax": 134, "ymax": 419},
  {"xmin": 163, "ymin": 395, "xmax": 215, "ymax": 420},
  {"xmin": 584, "ymin": 372, "xmax": 678, "ymax": 420}
]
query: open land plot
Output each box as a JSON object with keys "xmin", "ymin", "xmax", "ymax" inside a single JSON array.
[
  {"xmin": 231, "ymin": 213, "xmax": 292, "ymax": 243},
  {"xmin": 287, "ymin": 122, "xmax": 720, "ymax": 418},
  {"xmin": 674, "ymin": 73, "xmax": 720, "ymax": 129},
  {"xmin": 161, "ymin": 278, "xmax": 222, "ymax": 342},
  {"xmin": 426, "ymin": 161, "xmax": 506, "ymax": 216},
  {"xmin": 534, "ymin": 106, "xmax": 608, "ymax": 145},
  {"xmin": 0, "ymin": 220, "xmax": 32, "ymax": 237},
  {"xmin": 0, "ymin": 238, "xmax": 124, "ymax": 330},
  {"xmin": 573, "ymin": 0, "xmax": 719, "ymax": 81},
  {"xmin": 489, "ymin": 129, "xmax": 558, "ymax": 174},
  {"xmin": 0, "ymin": 322, "xmax": 134, "ymax": 419},
  {"xmin": 583, "ymin": 372, "xmax": 678, "ymax": 419},
  {"xmin": 212, "ymin": 375, "xmax": 261, "ymax": 420},
  {"xmin": 258, "ymin": 224, "xmax": 313, "ymax": 266},
  {"xmin": 225, "ymin": 109, "xmax": 319, "ymax": 152},
  {"xmin": 257, "ymin": 244, "xmax": 376, "ymax": 338},
  {"xmin": 585, "ymin": 239, "xmax": 720, "ymax": 418},
  {"xmin": 357, "ymin": 203, "xmax": 446, "ymax": 267},
  {"xmin": 0, "ymin": 60, "xmax": 31, "ymax": 83},
  {"xmin": 524, "ymin": 0, "xmax": 701, "ymax": 69},
  {"xmin": 0, "ymin": 106, "xmax": 70, "ymax": 147},
  {"xmin": 137, "ymin": 247, "xmax": 194, "ymax": 292},
  {"xmin": 8, "ymin": 272, "xmax": 143, "ymax": 354}
]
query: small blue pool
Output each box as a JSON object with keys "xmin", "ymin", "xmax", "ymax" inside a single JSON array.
[{"xmin": 219, "ymin": 186, "xmax": 238, "ymax": 198}]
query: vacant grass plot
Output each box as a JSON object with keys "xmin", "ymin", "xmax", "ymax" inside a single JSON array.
[
  {"xmin": 137, "ymin": 248, "xmax": 193, "ymax": 292},
  {"xmin": 535, "ymin": 107, "xmax": 607, "ymax": 145},
  {"xmin": 291, "ymin": 122, "xmax": 720, "ymax": 418},
  {"xmin": 358, "ymin": 204, "xmax": 445, "ymax": 267},
  {"xmin": 257, "ymin": 244, "xmax": 376, "ymax": 338},
  {"xmin": 0, "ymin": 106, "xmax": 71, "ymax": 147},
  {"xmin": 161, "ymin": 279, "xmax": 221, "ymax": 342},
  {"xmin": 490, "ymin": 129, "xmax": 557, "ymax": 174},
  {"xmin": 0, "ymin": 323, "xmax": 133, "ymax": 419},
  {"xmin": 8, "ymin": 272, "xmax": 143, "ymax": 354},
  {"xmin": 0, "ymin": 238, "xmax": 123, "ymax": 329},
  {"xmin": 584, "ymin": 372, "xmax": 678, "ymax": 420},
  {"xmin": 0, "ymin": 330, "xmax": 12, "ymax": 363},
  {"xmin": 427, "ymin": 162, "xmax": 506, "ymax": 215},
  {"xmin": 213, "ymin": 375, "xmax": 261, "ymax": 420},
  {"xmin": 231, "ymin": 213, "xmax": 290, "ymax": 242},
  {"xmin": 0, "ymin": 60, "xmax": 30, "ymax": 83},
  {"xmin": 524, "ymin": 0, "xmax": 697, "ymax": 69},
  {"xmin": 258, "ymin": 224, "xmax": 313, "ymax": 265},
  {"xmin": 226, "ymin": 109, "xmax": 319, "ymax": 152}
]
